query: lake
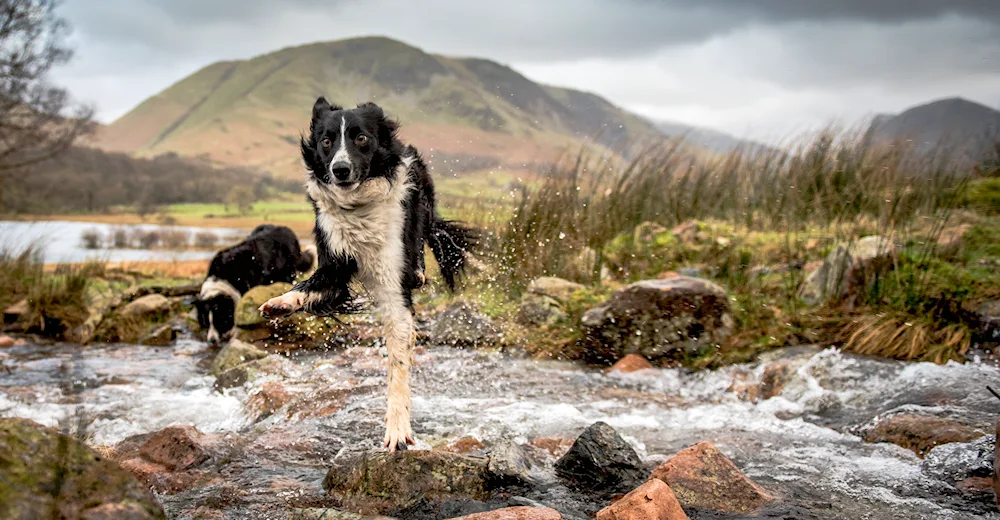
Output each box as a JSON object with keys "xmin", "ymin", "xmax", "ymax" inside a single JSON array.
[{"xmin": 0, "ymin": 220, "xmax": 247, "ymax": 264}]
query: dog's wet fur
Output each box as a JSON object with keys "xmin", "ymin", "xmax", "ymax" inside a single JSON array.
[{"xmin": 259, "ymin": 98, "xmax": 475, "ymax": 451}]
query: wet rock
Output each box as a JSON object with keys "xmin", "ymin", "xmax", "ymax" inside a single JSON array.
[
  {"xmin": 247, "ymin": 381, "xmax": 293, "ymax": 419},
  {"xmin": 530, "ymin": 436, "xmax": 574, "ymax": 458},
  {"xmin": 426, "ymin": 299, "xmax": 502, "ymax": 347},
  {"xmin": 121, "ymin": 294, "xmax": 172, "ymax": 318},
  {"xmin": 606, "ymin": 354, "xmax": 654, "ymax": 374},
  {"xmin": 580, "ymin": 277, "xmax": 734, "ymax": 365},
  {"xmin": 0, "ymin": 417, "xmax": 165, "ymax": 519},
  {"xmin": 487, "ymin": 440, "xmax": 533, "ymax": 486},
  {"xmin": 213, "ymin": 367, "xmax": 248, "ymax": 390},
  {"xmin": 287, "ymin": 386, "xmax": 355, "ymax": 419},
  {"xmin": 863, "ymin": 414, "xmax": 987, "ymax": 457},
  {"xmin": 323, "ymin": 450, "xmax": 491, "ymax": 514},
  {"xmin": 759, "ymin": 360, "xmax": 791, "ymax": 399},
  {"xmin": 80, "ymin": 503, "xmax": 162, "ymax": 520},
  {"xmin": 289, "ymin": 509, "xmax": 397, "ymax": 520},
  {"xmin": 140, "ymin": 325, "xmax": 177, "ymax": 346},
  {"xmin": 68, "ymin": 284, "xmax": 124, "ymax": 344},
  {"xmin": 554, "ymin": 421, "xmax": 645, "ymax": 493},
  {"xmin": 922, "ymin": 435, "xmax": 994, "ymax": 484},
  {"xmin": 0, "ymin": 335, "xmax": 14, "ymax": 348},
  {"xmin": 209, "ymin": 338, "xmax": 269, "ymax": 376},
  {"xmin": 235, "ymin": 282, "xmax": 292, "ymax": 328},
  {"xmin": 977, "ymin": 300, "xmax": 1000, "ymax": 343},
  {"xmin": 448, "ymin": 506, "xmax": 562, "ymax": 519},
  {"xmin": 138, "ymin": 425, "xmax": 211, "ymax": 471},
  {"xmin": 118, "ymin": 457, "xmax": 201, "ymax": 494},
  {"xmin": 440, "ymin": 437, "xmax": 486, "ymax": 454},
  {"xmin": 516, "ymin": 293, "xmax": 567, "ymax": 327},
  {"xmin": 527, "ymin": 277, "xmax": 586, "ymax": 304},
  {"xmin": 596, "ymin": 478, "xmax": 688, "ymax": 520},
  {"xmin": 956, "ymin": 477, "xmax": 993, "ymax": 494},
  {"xmin": 798, "ymin": 235, "xmax": 896, "ymax": 306},
  {"xmin": 995, "ymin": 419, "xmax": 1000, "ymax": 509},
  {"xmin": 650, "ymin": 441, "xmax": 775, "ymax": 514}
]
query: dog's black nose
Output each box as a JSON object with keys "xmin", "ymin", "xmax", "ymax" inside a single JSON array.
[{"xmin": 330, "ymin": 162, "xmax": 352, "ymax": 181}]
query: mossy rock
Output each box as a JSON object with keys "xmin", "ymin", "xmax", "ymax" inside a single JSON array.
[
  {"xmin": 235, "ymin": 282, "xmax": 293, "ymax": 328},
  {"xmin": 323, "ymin": 450, "xmax": 491, "ymax": 514},
  {"xmin": 0, "ymin": 417, "xmax": 165, "ymax": 520},
  {"xmin": 209, "ymin": 339, "xmax": 269, "ymax": 376}
]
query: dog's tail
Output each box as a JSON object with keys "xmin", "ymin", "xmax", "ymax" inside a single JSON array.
[
  {"xmin": 296, "ymin": 244, "xmax": 318, "ymax": 273},
  {"xmin": 428, "ymin": 217, "xmax": 477, "ymax": 292}
]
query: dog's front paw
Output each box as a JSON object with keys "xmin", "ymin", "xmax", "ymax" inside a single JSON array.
[
  {"xmin": 259, "ymin": 291, "xmax": 305, "ymax": 319},
  {"xmin": 384, "ymin": 416, "xmax": 415, "ymax": 453}
]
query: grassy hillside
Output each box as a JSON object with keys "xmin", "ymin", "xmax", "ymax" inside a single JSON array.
[{"xmin": 96, "ymin": 37, "xmax": 667, "ymax": 179}]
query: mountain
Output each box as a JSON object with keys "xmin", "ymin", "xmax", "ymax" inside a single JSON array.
[
  {"xmin": 96, "ymin": 37, "xmax": 667, "ymax": 179},
  {"xmin": 871, "ymin": 97, "xmax": 1000, "ymax": 165},
  {"xmin": 652, "ymin": 120, "xmax": 772, "ymax": 154}
]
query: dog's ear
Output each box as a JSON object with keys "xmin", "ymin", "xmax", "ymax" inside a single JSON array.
[
  {"xmin": 311, "ymin": 96, "xmax": 342, "ymax": 120},
  {"xmin": 357, "ymin": 101, "xmax": 399, "ymax": 145}
]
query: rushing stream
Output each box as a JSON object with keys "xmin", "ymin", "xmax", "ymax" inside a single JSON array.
[{"xmin": 1, "ymin": 334, "xmax": 999, "ymax": 519}]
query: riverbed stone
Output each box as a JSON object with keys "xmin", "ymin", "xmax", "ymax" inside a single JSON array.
[
  {"xmin": 0, "ymin": 417, "xmax": 165, "ymax": 519},
  {"xmin": 554, "ymin": 421, "xmax": 645, "ymax": 493},
  {"xmin": 922, "ymin": 435, "xmax": 994, "ymax": 484},
  {"xmin": 235, "ymin": 283, "xmax": 292, "ymax": 328},
  {"xmin": 247, "ymin": 381, "xmax": 293, "ymax": 419},
  {"xmin": 323, "ymin": 450, "xmax": 492, "ymax": 513},
  {"xmin": 650, "ymin": 441, "xmax": 775, "ymax": 514},
  {"xmin": 606, "ymin": 354, "xmax": 654, "ymax": 374},
  {"xmin": 121, "ymin": 294, "xmax": 172, "ymax": 318},
  {"xmin": 0, "ymin": 335, "xmax": 14, "ymax": 348},
  {"xmin": 863, "ymin": 414, "xmax": 987, "ymax": 457},
  {"xmin": 439, "ymin": 437, "xmax": 486, "ymax": 454},
  {"xmin": 138, "ymin": 425, "xmax": 211, "ymax": 471},
  {"xmin": 580, "ymin": 277, "xmax": 734, "ymax": 365},
  {"xmin": 527, "ymin": 277, "xmax": 586, "ymax": 304},
  {"xmin": 596, "ymin": 478, "xmax": 688, "ymax": 520},
  {"xmin": 516, "ymin": 293, "xmax": 567, "ymax": 326},
  {"xmin": 448, "ymin": 507, "xmax": 562, "ymax": 520},
  {"xmin": 798, "ymin": 235, "xmax": 896, "ymax": 306},
  {"xmin": 140, "ymin": 325, "xmax": 177, "ymax": 346},
  {"xmin": 209, "ymin": 339, "xmax": 270, "ymax": 376},
  {"xmin": 426, "ymin": 299, "xmax": 501, "ymax": 347},
  {"xmin": 486, "ymin": 440, "xmax": 533, "ymax": 486}
]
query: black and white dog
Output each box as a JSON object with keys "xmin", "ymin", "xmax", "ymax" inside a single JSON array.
[
  {"xmin": 259, "ymin": 98, "xmax": 475, "ymax": 451},
  {"xmin": 195, "ymin": 224, "xmax": 316, "ymax": 345}
]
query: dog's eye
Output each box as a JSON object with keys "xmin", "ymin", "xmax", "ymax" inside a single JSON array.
[
  {"xmin": 355, "ymin": 134, "xmax": 368, "ymax": 145},
  {"xmin": 321, "ymin": 137, "xmax": 332, "ymax": 149}
]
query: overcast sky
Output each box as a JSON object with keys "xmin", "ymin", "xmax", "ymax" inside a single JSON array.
[{"xmin": 51, "ymin": 0, "xmax": 1000, "ymax": 143}]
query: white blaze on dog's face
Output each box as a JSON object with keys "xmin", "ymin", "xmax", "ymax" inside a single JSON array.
[{"xmin": 302, "ymin": 98, "xmax": 403, "ymax": 207}]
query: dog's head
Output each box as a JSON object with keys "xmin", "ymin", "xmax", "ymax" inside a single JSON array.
[
  {"xmin": 301, "ymin": 98, "xmax": 403, "ymax": 193},
  {"xmin": 194, "ymin": 296, "xmax": 236, "ymax": 346}
]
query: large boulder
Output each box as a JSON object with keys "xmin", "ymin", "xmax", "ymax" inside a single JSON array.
[
  {"xmin": 580, "ymin": 277, "xmax": 733, "ymax": 365},
  {"xmin": 0, "ymin": 417, "xmax": 165, "ymax": 519},
  {"xmin": 798, "ymin": 235, "xmax": 896, "ymax": 306},
  {"xmin": 596, "ymin": 478, "xmax": 688, "ymax": 520},
  {"xmin": 121, "ymin": 294, "xmax": 171, "ymax": 319},
  {"xmin": 650, "ymin": 442, "xmax": 775, "ymax": 514},
  {"xmin": 138, "ymin": 425, "xmax": 211, "ymax": 471},
  {"xmin": 863, "ymin": 414, "xmax": 988, "ymax": 457},
  {"xmin": 323, "ymin": 451, "xmax": 492, "ymax": 514},
  {"xmin": 425, "ymin": 299, "xmax": 501, "ymax": 347},
  {"xmin": 209, "ymin": 339, "xmax": 269, "ymax": 376},
  {"xmin": 234, "ymin": 283, "xmax": 292, "ymax": 328},
  {"xmin": 554, "ymin": 421, "xmax": 645, "ymax": 493}
]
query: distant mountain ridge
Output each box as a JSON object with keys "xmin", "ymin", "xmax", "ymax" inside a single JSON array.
[
  {"xmin": 96, "ymin": 37, "xmax": 672, "ymax": 178},
  {"xmin": 652, "ymin": 120, "xmax": 773, "ymax": 153},
  {"xmin": 870, "ymin": 97, "xmax": 1000, "ymax": 165}
]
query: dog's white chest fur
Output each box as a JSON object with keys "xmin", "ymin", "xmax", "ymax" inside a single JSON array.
[{"xmin": 308, "ymin": 172, "xmax": 411, "ymax": 289}]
